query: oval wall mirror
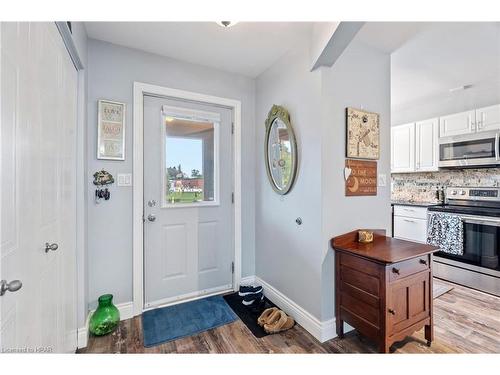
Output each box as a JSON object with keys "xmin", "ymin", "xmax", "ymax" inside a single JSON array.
[{"xmin": 264, "ymin": 105, "xmax": 298, "ymax": 195}]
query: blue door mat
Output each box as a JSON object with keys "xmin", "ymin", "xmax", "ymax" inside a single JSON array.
[{"xmin": 141, "ymin": 295, "xmax": 238, "ymax": 347}]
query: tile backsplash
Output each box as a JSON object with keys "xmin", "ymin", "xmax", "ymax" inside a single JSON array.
[{"xmin": 391, "ymin": 168, "xmax": 500, "ymax": 203}]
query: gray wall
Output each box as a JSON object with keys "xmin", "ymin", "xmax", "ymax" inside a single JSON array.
[
  {"xmin": 87, "ymin": 39, "xmax": 256, "ymax": 308},
  {"xmin": 255, "ymin": 39, "xmax": 324, "ymax": 319},
  {"xmin": 255, "ymin": 36, "xmax": 391, "ymax": 321},
  {"xmin": 320, "ymin": 40, "xmax": 392, "ymax": 320}
]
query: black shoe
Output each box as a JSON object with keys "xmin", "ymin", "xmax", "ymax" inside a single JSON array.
[
  {"xmin": 242, "ymin": 292, "xmax": 264, "ymax": 306},
  {"xmin": 238, "ymin": 285, "xmax": 263, "ymax": 297}
]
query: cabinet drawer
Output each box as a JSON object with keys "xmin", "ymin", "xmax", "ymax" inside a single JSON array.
[
  {"xmin": 393, "ymin": 216, "xmax": 427, "ymax": 243},
  {"xmin": 393, "ymin": 205, "xmax": 428, "ymax": 219},
  {"xmin": 388, "ymin": 255, "xmax": 430, "ymax": 282}
]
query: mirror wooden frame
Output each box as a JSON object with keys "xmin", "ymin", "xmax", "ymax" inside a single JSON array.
[{"xmin": 264, "ymin": 104, "xmax": 298, "ymax": 195}]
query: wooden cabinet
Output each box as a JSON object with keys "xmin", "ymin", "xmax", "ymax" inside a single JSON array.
[
  {"xmin": 393, "ymin": 205, "xmax": 428, "ymax": 243},
  {"xmin": 415, "ymin": 118, "xmax": 438, "ymax": 171},
  {"xmin": 391, "ymin": 123, "xmax": 415, "ymax": 173},
  {"xmin": 439, "ymin": 110, "xmax": 475, "ymax": 137},
  {"xmin": 332, "ymin": 230, "xmax": 438, "ymax": 353},
  {"xmin": 476, "ymin": 104, "xmax": 500, "ymax": 133}
]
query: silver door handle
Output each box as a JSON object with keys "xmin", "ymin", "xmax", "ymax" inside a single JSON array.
[
  {"xmin": 147, "ymin": 214, "xmax": 156, "ymax": 222},
  {"xmin": 404, "ymin": 219, "xmax": 416, "ymax": 223},
  {"xmin": 45, "ymin": 243, "xmax": 59, "ymax": 253},
  {"xmin": 0, "ymin": 280, "xmax": 22, "ymax": 296}
]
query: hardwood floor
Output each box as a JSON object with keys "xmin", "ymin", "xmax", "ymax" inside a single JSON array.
[{"xmin": 78, "ymin": 280, "xmax": 500, "ymax": 354}]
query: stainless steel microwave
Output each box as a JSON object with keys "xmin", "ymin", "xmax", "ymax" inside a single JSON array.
[{"xmin": 439, "ymin": 131, "xmax": 500, "ymax": 168}]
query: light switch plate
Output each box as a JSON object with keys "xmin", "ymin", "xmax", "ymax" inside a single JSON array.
[
  {"xmin": 378, "ymin": 173, "xmax": 387, "ymax": 187},
  {"xmin": 117, "ymin": 173, "xmax": 132, "ymax": 187}
]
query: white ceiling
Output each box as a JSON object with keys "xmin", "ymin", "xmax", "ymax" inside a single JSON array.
[
  {"xmin": 355, "ymin": 22, "xmax": 431, "ymax": 54},
  {"xmin": 356, "ymin": 22, "xmax": 500, "ymax": 110},
  {"xmin": 390, "ymin": 22, "xmax": 500, "ymax": 109},
  {"xmin": 85, "ymin": 22, "xmax": 313, "ymax": 78}
]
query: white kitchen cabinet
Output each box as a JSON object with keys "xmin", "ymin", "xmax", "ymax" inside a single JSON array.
[
  {"xmin": 391, "ymin": 123, "xmax": 415, "ymax": 173},
  {"xmin": 415, "ymin": 118, "xmax": 439, "ymax": 172},
  {"xmin": 439, "ymin": 110, "xmax": 475, "ymax": 138},
  {"xmin": 476, "ymin": 104, "xmax": 500, "ymax": 133},
  {"xmin": 393, "ymin": 205, "xmax": 428, "ymax": 243}
]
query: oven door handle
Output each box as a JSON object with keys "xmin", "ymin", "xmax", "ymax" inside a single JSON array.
[
  {"xmin": 495, "ymin": 132, "xmax": 499, "ymax": 161},
  {"xmin": 460, "ymin": 215, "xmax": 500, "ymax": 227}
]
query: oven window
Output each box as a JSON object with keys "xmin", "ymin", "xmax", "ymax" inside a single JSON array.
[
  {"xmin": 454, "ymin": 222, "xmax": 500, "ymax": 271},
  {"xmin": 440, "ymin": 138, "xmax": 496, "ymax": 161}
]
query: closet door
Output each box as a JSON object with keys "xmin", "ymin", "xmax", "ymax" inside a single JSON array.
[{"xmin": 1, "ymin": 22, "xmax": 78, "ymax": 353}]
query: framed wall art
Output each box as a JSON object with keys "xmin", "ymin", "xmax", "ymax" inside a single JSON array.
[
  {"xmin": 346, "ymin": 107, "xmax": 380, "ymax": 160},
  {"xmin": 97, "ymin": 100, "xmax": 126, "ymax": 160},
  {"xmin": 345, "ymin": 159, "xmax": 377, "ymax": 196}
]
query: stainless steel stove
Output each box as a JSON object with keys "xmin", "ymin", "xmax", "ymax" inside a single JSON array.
[{"xmin": 428, "ymin": 187, "xmax": 500, "ymax": 296}]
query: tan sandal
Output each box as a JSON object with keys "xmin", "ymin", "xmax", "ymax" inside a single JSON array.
[
  {"xmin": 264, "ymin": 310, "xmax": 295, "ymax": 334},
  {"xmin": 257, "ymin": 307, "xmax": 279, "ymax": 327}
]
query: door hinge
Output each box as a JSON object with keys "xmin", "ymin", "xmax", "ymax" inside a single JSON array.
[
  {"xmin": 231, "ymin": 192, "xmax": 234, "ymax": 204},
  {"xmin": 231, "ymin": 262, "xmax": 234, "ymax": 274},
  {"xmin": 231, "ymin": 122, "xmax": 234, "ymax": 134}
]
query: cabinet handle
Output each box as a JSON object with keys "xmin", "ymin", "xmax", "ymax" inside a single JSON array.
[
  {"xmin": 392, "ymin": 267, "xmax": 400, "ymax": 275},
  {"xmin": 403, "ymin": 219, "xmax": 415, "ymax": 223},
  {"xmin": 388, "ymin": 309, "xmax": 396, "ymax": 315},
  {"xmin": 419, "ymin": 258, "xmax": 428, "ymax": 265}
]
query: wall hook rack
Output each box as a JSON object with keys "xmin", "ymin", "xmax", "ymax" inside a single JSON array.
[{"xmin": 93, "ymin": 170, "xmax": 114, "ymax": 204}]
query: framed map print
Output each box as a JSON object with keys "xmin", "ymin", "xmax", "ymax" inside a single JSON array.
[
  {"xmin": 97, "ymin": 100, "xmax": 125, "ymax": 160},
  {"xmin": 346, "ymin": 107, "xmax": 379, "ymax": 160}
]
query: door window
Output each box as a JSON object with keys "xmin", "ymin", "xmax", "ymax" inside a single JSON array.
[{"xmin": 162, "ymin": 113, "xmax": 219, "ymax": 207}]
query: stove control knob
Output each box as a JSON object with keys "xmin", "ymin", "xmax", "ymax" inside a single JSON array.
[
  {"xmin": 460, "ymin": 190, "xmax": 466, "ymax": 196},
  {"xmin": 451, "ymin": 190, "xmax": 457, "ymax": 195}
]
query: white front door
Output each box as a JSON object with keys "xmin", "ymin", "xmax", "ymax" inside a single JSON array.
[
  {"xmin": 1, "ymin": 22, "xmax": 78, "ymax": 353},
  {"xmin": 143, "ymin": 95, "xmax": 234, "ymax": 308}
]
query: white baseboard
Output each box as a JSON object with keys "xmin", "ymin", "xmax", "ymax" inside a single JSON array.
[
  {"xmin": 77, "ymin": 301, "xmax": 134, "ymax": 349},
  {"xmin": 254, "ymin": 276, "xmax": 336, "ymax": 343}
]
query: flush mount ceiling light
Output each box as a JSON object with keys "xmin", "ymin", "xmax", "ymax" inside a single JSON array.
[{"xmin": 216, "ymin": 21, "xmax": 238, "ymax": 28}]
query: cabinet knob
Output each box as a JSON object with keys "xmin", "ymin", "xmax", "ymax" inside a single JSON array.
[
  {"xmin": 392, "ymin": 267, "xmax": 400, "ymax": 275},
  {"xmin": 388, "ymin": 309, "xmax": 396, "ymax": 315},
  {"xmin": 419, "ymin": 258, "xmax": 427, "ymax": 265}
]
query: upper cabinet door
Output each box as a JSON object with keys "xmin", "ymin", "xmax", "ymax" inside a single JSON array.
[
  {"xmin": 391, "ymin": 123, "xmax": 415, "ymax": 173},
  {"xmin": 439, "ymin": 110, "xmax": 475, "ymax": 137},
  {"xmin": 415, "ymin": 118, "xmax": 438, "ymax": 172},
  {"xmin": 476, "ymin": 104, "xmax": 500, "ymax": 133}
]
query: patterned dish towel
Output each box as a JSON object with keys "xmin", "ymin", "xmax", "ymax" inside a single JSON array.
[{"xmin": 427, "ymin": 212, "xmax": 464, "ymax": 256}]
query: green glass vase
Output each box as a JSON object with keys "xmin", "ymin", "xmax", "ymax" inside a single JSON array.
[{"xmin": 89, "ymin": 294, "xmax": 120, "ymax": 336}]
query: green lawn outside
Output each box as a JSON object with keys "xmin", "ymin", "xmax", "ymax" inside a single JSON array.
[{"xmin": 166, "ymin": 191, "xmax": 204, "ymax": 203}]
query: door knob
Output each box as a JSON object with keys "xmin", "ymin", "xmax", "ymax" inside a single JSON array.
[
  {"xmin": 0, "ymin": 280, "xmax": 22, "ymax": 296},
  {"xmin": 388, "ymin": 308, "xmax": 396, "ymax": 315},
  {"xmin": 147, "ymin": 214, "xmax": 156, "ymax": 222},
  {"xmin": 45, "ymin": 243, "xmax": 59, "ymax": 253}
]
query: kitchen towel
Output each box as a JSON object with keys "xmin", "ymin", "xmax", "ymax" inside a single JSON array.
[{"xmin": 427, "ymin": 212, "xmax": 464, "ymax": 255}]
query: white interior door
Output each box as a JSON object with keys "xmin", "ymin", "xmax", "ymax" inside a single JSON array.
[
  {"xmin": 1, "ymin": 22, "xmax": 78, "ymax": 353},
  {"xmin": 143, "ymin": 95, "xmax": 234, "ymax": 308}
]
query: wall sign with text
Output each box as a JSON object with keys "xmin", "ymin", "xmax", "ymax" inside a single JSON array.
[
  {"xmin": 345, "ymin": 159, "xmax": 377, "ymax": 196},
  {"xmin": 97, "ymin": 100, "xmax": 126, "ymax": 160}
]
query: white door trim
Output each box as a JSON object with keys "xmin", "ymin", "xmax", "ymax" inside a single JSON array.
[{"xmin": 132, "ymin": 82, "xmax": 242, "ymax": 316}]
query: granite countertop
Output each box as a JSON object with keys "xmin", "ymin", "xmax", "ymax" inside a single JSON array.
[{"xmin": 391, "ymin": 200, "xmax": 443, "ymax": 208}]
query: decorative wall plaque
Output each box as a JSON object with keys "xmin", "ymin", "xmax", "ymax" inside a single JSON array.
[
  {"xmin": 345, "ymin": 159, "xmax": 377, "ymax": 196},
  {"xmin": 97, "ymin": 100, "xmax": 125, "ymax": 160},
  {"xmin": 346, "ymin": 107, "xmax": 380, "ymax": 160}
]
